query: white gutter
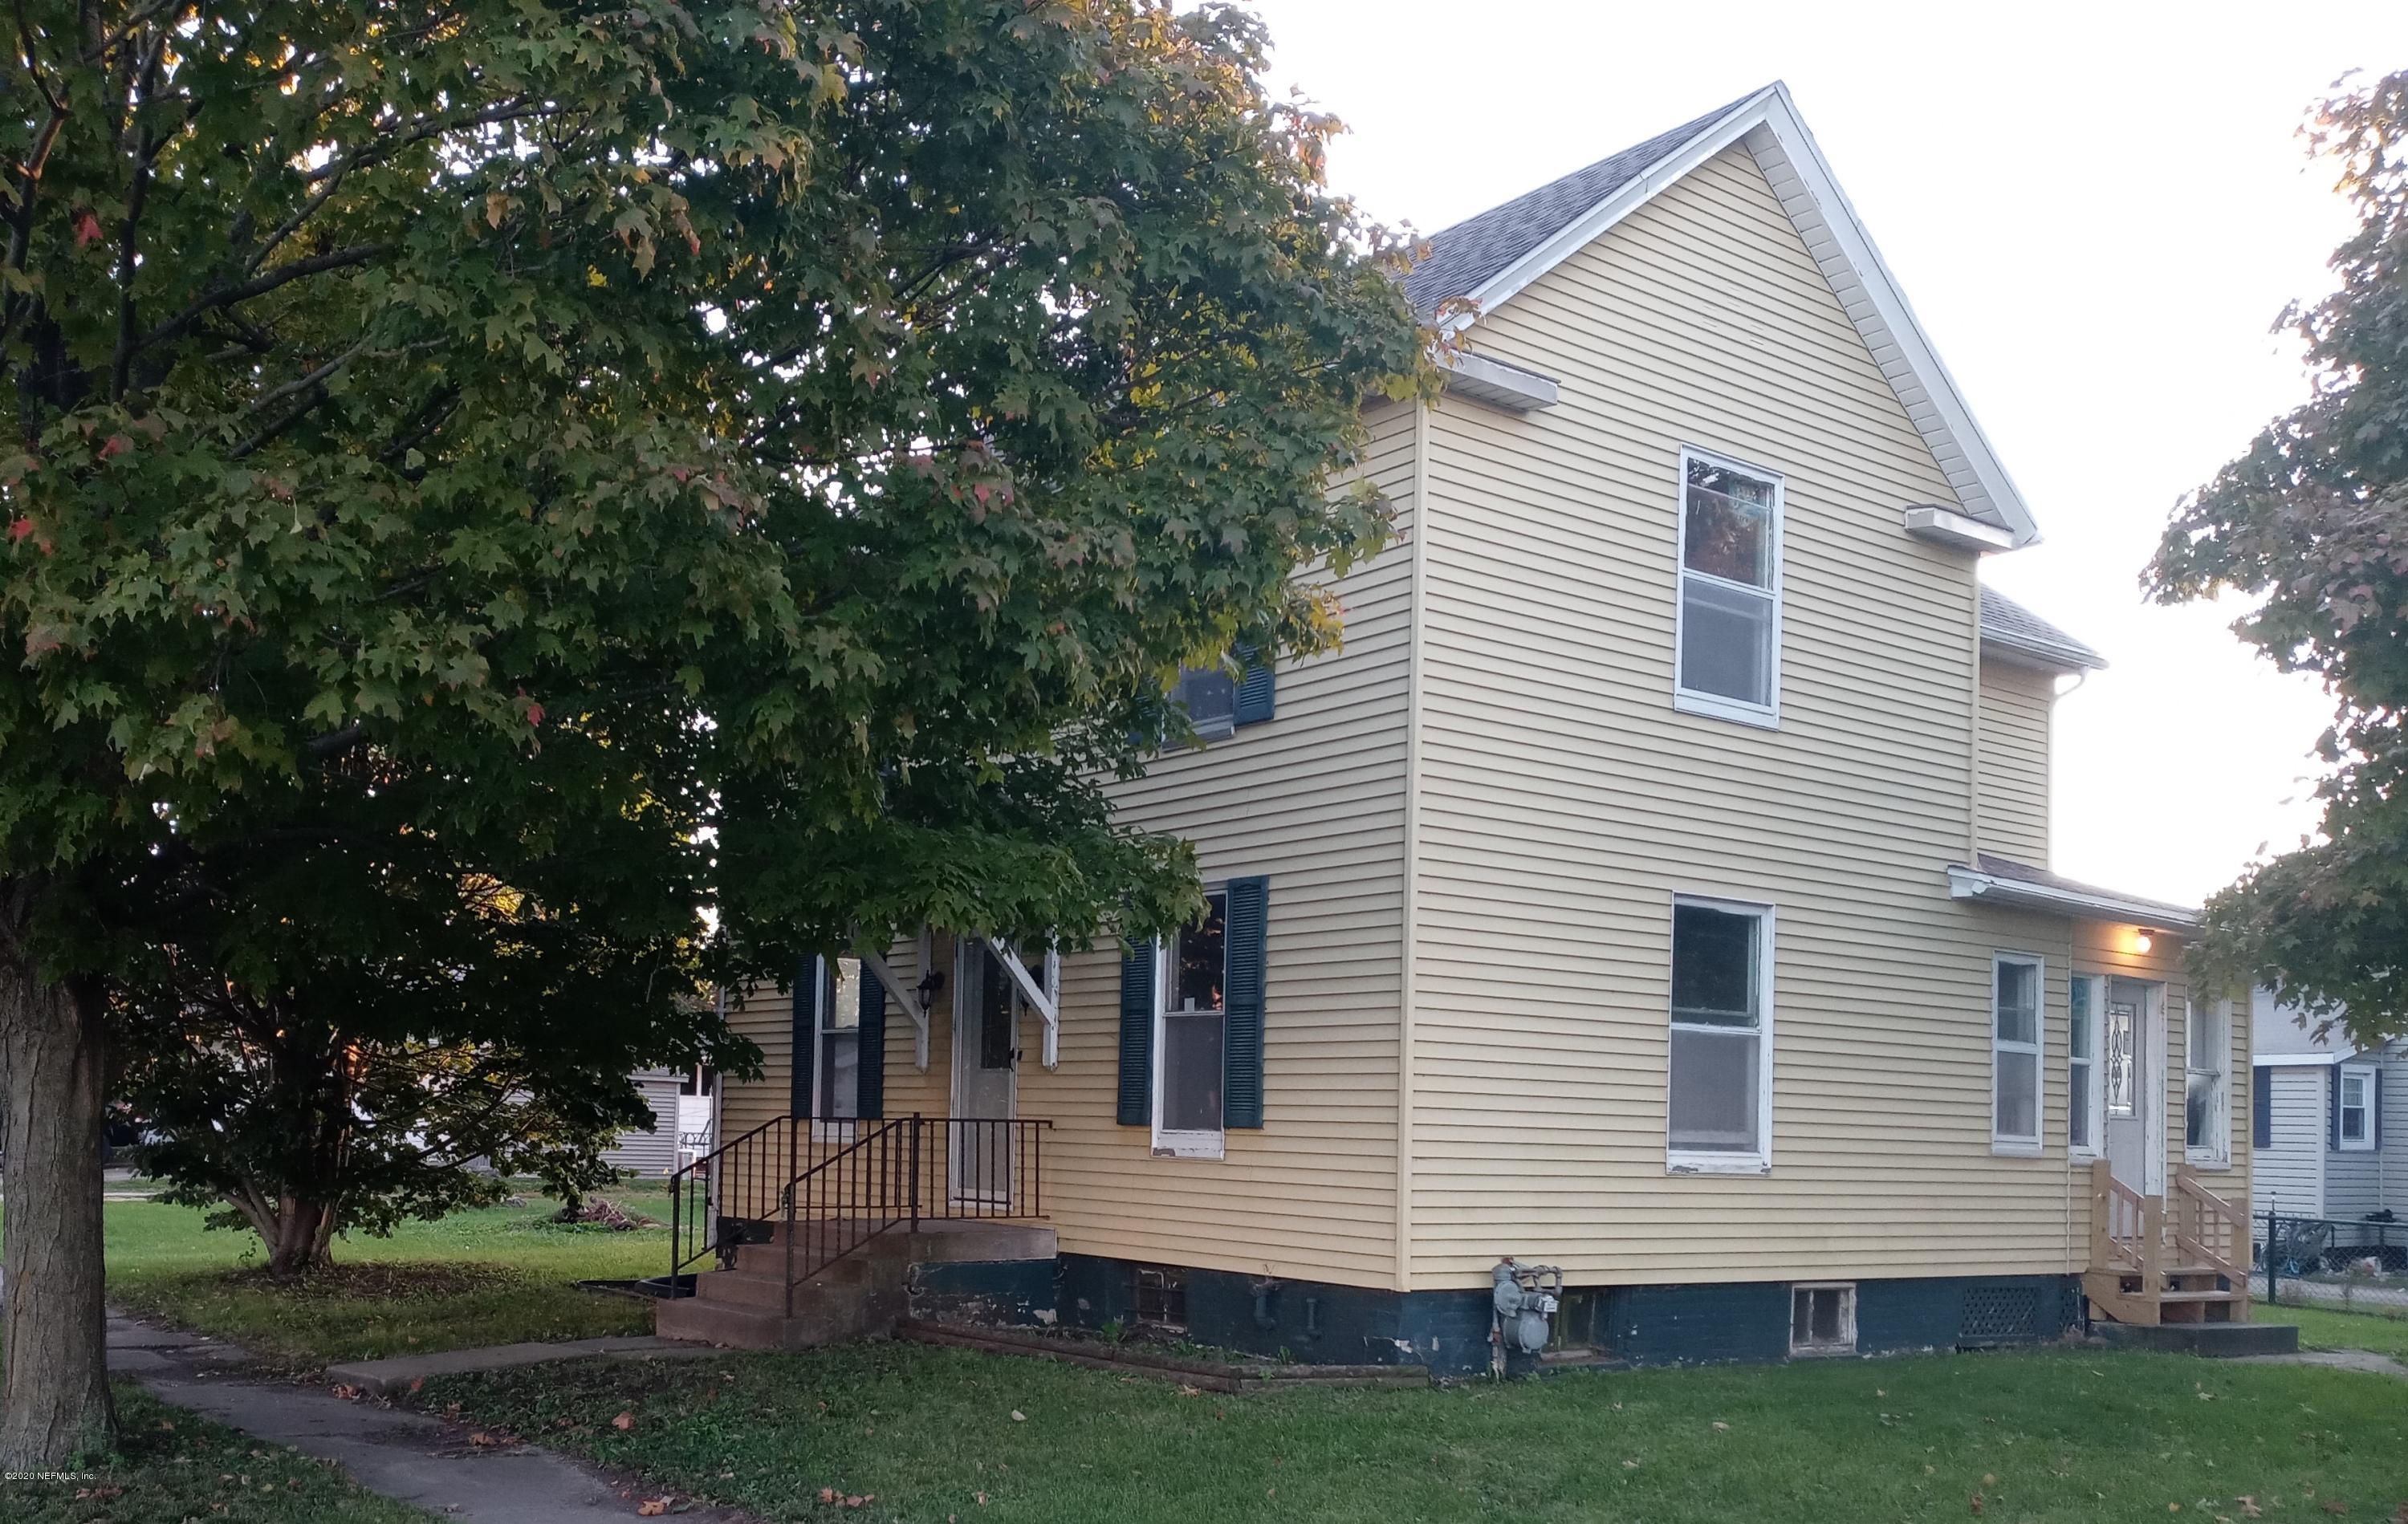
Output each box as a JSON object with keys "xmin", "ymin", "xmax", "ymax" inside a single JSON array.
[{"xmin": 1945, "ymin": 864, "xmax": 2201, "ymax": 933}]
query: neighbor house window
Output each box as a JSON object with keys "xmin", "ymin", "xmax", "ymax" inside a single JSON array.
[
  {"xmin": 2185, "ymin": 998, "xmax": 2231, "ymax": 1167},
  {"xmin": 1789, "ymin": 1283, "xmax": 1857, "ymax": 1356},
  {"xmin": 816, "ymin": 954, "xmax": 861, "ymax": 1132},
  {"xmin": 1992, "ymin": 954, "xmax": 2043, "ymax": 1154},
  {"xmin": 2068, "ymin": 974, "xmax": 2104, "ymax": 1156},
  {"xmin": 1674, "ymin": 449, "xmax": 1784, "ymax": 725},
  {"xmin": 2338, "ymin": 1064, "xmax": 2376, "ymax": 1152},
  {"xmin": 1667, "ymin": 897, "xmax": 1773, "ymax": 1172},
  {"xmin": 1154, "ymin": 892, "xmax": 1228, "ymax": 1158}
]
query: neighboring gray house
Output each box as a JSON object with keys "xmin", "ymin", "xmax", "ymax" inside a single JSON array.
[
  {"xmin": 2251, "ymin": 989, "xmax": 2401, "ymax": 1227},
  {"xmin": 601, "ymin": 1069, "xmax": 685, "ymax": 1179}
]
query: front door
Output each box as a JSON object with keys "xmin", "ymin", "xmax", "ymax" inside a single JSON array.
[
  {"xmin": 949, "ymin": 941, "xmax": 1019, "ymax": 1205},
  {"xmin": 2103, "ymin": 977, "xmax": 2156, "ymax": 1193}
]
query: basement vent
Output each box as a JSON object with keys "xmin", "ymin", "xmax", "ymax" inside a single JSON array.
[
  {"xmin": 1960, "ymin": 1285, "xmax": 2040, "ymax": 1345},
  {"xmin": 1133, "ymin": 1266, "xmax": 1186, "ymax": 1331}
]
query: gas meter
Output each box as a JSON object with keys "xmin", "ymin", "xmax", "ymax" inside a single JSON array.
[{"xmin": 1491, "ymin": 1258, "xmax": 1563, "ymax": 1374}]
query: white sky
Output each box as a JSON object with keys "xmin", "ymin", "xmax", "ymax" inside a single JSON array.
[{"xmin": 1240, "ymin": 0, "xmax": 2408, "ymax": 906}]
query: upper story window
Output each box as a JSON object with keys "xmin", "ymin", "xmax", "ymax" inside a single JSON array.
[
  {"xmin": 1170, "ymin": 664, "xmax": 1238, "ymax": 741},
  {"xmin": 1674, "ymin": 449, "xmax": 1784, "ymax": 728}
]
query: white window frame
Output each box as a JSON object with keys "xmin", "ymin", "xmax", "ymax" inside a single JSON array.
[
  {"xmin": 1152, "ymin": 887, "xmax": 1230, "ymax": 1161},
  {"xmin": 1788, "ymin": 1282, "xmax": 1857, "ymax": 1357},
  {"xmin": 2067, "ymin": 973, "xmax": 2105, "ymax": 1160},
  {"xmin": 2337, "ymin": 1063, "xmax": 2377, "ymax": 1152},
  {"xmin": 1666, "ymin": 894, "xmax": 1775, "ymax": 1177},
  {"xmin": 1991, "ymin": 953, "xmax": 2045, "ymax": 1156},
  {"xmin": 810, "ymin": 954, "xmax": 860, "ymax": 1144},
  {"xmin": 1672, "ymin": 445, "xmax": 1785, "ymax": 729},
  {"xmin": 2184, "ymin": 997, "xmax": 2232, "ymax": 1168}
]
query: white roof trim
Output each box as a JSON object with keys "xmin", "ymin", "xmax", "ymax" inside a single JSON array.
[
  {"xmin": 1905, "ymin": 505, "xmax": 2014, "ymax": 553},
  {"xmin": 1436, "ymin": 348, "xmax": 1560, "ymax": 412},
  {"xmin": 1448, "ymin": 82, "xmax": 2041, "ymax": 550},
  {"xmin": 2252, "ymin": 1051, "xmax": 2353, "ymax": 1067},
  {"xmin": 1945, "ymin": 864, "xmax": 2202, "ymax": 932}
]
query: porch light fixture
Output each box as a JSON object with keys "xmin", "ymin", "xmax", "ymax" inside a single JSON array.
[{"xmin": 2133, "ymin": 929, "xmax": 2155, "ymax": 955}]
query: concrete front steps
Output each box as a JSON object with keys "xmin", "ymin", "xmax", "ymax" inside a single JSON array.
[{"xmin": 656, "ymin": 1219, "xmax": 1055, "ymax": 1351}]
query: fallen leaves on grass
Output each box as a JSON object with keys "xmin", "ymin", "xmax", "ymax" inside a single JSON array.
[
  {"xmin": 612, "ymin": 1410, "xmax": 636, "ymax": 1431},
  {"xmin": 1970, "ymin": 1492, "xmax": 1984, "ymax": 1515},
  {"xmin": 636, "ymin": 1499, "xmax": 668, "ymax": 1517}
]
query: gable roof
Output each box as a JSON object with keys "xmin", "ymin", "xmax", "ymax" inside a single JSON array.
[
  {"xmin": 1406, "ymin": 83, "xmax": 2041, "ymax": 549},
  {"xmin": 1979, "ymin": 586, "xmax": 2105, "ymax": 673}
]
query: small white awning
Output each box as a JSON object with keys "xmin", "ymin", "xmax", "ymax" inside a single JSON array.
[{"xmin": 1945, "ymin": 858, "xmax": 2202, "ymax": 933}]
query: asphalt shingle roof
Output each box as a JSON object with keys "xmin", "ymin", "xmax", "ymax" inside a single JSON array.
[
  {"xmin": 1974, "ymin": 854, "xmax": 2201, "ymax": 924},
  {"xmin": 1403, "ymin": 90, "xmax": 1766, "ymax": 317},
  {"xmin": 1977, "ymin": 586, "xmax": 2105, "ymax": 671}
]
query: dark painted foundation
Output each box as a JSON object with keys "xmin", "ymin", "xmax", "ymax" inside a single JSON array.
[{"xmin": 1039, "ymin": 1254, "xmax": 2083, "ymax": 1377}]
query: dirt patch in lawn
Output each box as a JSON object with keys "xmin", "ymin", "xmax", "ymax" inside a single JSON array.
[{"xmin": 208, "ymin": 1260, "xmax": 532, "ymax": 1302}]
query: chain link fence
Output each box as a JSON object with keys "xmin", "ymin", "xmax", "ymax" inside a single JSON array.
[{"xmin": 2258, "ymin": 1211, "xmax": 2408, "ymax": 1315}]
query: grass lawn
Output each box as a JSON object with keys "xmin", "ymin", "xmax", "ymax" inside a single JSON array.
[
  {"xmin": 99, "ymin": 1188, "xmax": 671, "ymax": 1368},
  {"xmin": 2283, "ymin": 1302, "xmax": 2408, "ymax": 1360},
  {"xmin": 431, "ymin": 1341, "xmax": 2408, "ymax": 1524},
  {"xmin": 2, "ymin": 1384, "xmax": 428, "ymax": 1523}
]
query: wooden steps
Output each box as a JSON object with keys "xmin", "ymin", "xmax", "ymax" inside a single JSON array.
[{"xmin": 2085, "ymin": 1162, "xmax": 2254, "ymax": 1329}]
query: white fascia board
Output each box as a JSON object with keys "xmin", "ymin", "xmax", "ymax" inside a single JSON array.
[
  {"xmin": 1450, "ymin": 81, "xmax": 2042, "ymax": 551},
  {"xmin": 1945, "ymin": 864, "xmax": 2203, "ymax": 933},
  {"xmin": 2253, "ymin": 1051, "xmax": 2352, "ymax": 1067},
  {"xmin": 1904, "ymin": 505, "xmax": 2015, "ymax": 552},
  {"xmin": 1980, "ymin": 629, "xmax": 2107, "ymax": 675},
  {"xmin": 1436, "ymin": 348, "xmax": 1560, "ymax": 411}
]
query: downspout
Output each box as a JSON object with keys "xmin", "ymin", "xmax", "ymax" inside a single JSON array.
[{"xmin": 1394, "ymin": 398, "xmax": 1434, "ymax": 1297}]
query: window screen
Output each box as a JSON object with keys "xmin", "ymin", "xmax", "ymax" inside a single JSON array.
[
  {"xmin": 1161, "ymin": 893, "xmax": 1228, "ymax": 1136},
  {"xmin": 1669, "ymin": 901, "xmax": 1767, "ymax": 1158},
  {"xmin": 1677, "ymin": 454, "xmax": 1781, "ymax": 712}
]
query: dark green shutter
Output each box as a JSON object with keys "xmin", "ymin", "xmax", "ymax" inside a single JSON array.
[
  {"xmin": 791, "ymin": 955, "xmax": 818, "ymax": 1120},
  {"xmin": 1222, "ymin": 876, "xmax": 1270, "ymax": 1129},
  {"xmin": 2374, "ymin": 1068, "xmax": 2385, "ymax": 1150},
  {"xmin": 2330, "ymin": 1066, "xmax": 2342, "ymax": 1151},
  {"xmin": 2251, "ymin": 1067, "xmax": 2272, "ymax": 1150},
  {"xmin": 1117, "ymin": 941, "xmax": 1155, "ymax": 1126},
  {"xmin": 857, "ymin": 961, "xmax": 886, "ymax": 1121},
  {"xmin": 1234, "ymin": 645, "xmax": 1275, "ymax": 726}
]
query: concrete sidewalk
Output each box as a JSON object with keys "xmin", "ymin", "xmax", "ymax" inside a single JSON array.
[
  {"xmin": 110, "ymin": 1314, "xmax": 750, "ymax": 1522},
  {"xmin": 327, "ymin": 1332, "xmax": 718, "ymax": 1397}
]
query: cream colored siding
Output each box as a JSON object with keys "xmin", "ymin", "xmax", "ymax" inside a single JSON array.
[
  {"xmin": 1976, "ymin": 659, "xmax": 2052, "ymax": 865},
  {"xmin": 711, "ymin": 404, "xmax": 1419, "ymax": 1289},
  {"xmin": 1019, "ymin": 399, "xmax": 1416, "ymax": 1286},
  {"xmin": 1404, "ymin": 142, "xmax": 2114, "ymax": 1288}
]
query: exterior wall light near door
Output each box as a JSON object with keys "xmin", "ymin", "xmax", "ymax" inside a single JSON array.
[{"xmin": 2133, "ymin": 929, "xmax": 2155, "ymax": 955}]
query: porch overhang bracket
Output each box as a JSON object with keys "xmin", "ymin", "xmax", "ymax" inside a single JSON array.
[
  {"xmin": 856, "ymin": 927, "xmax": 936, "ymax": 1071},
  {"xmin": 986, "ymin": 937, "xmax": 1062, "ymax": 1071}
]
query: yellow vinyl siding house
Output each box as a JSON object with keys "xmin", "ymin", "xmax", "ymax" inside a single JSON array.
[{"xmin": 682, "ymin": 83, "xmax": 2257, "ymax": 1369}]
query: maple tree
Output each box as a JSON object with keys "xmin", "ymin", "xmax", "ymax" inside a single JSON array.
[
  {"xmin": 0, "ymin": 0, "xmax": 1430, "ymax": 1465},
  {"xmin": 2148, "ymin": 70, "xmax": 2408, "ymax": 1051}
]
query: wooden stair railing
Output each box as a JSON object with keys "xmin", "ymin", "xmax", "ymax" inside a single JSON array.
[{"xmin": 2084, "ymin": 1160, "xmax": 2253, "ymax": 1327}]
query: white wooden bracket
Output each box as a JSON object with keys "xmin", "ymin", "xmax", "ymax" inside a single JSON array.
[
  {"xmin": 856, "ymin": 926, "xmax": 937, "ymax": 1071},
  {"xmin": 986, "ymin": 937, "xmax": 1062, "ymax": 1071}
]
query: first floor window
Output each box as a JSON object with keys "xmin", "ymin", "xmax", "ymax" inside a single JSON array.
[
  {"xmin": 1157, "ymin": 892, "xmax": 1229, "ymax": 1150},
  {"xmin": 2185, "ymin": 998, "xmax": 2231, "ymax": 1165},
  {"xmin": 1992, "ymin": 955, "xmax": 2043, "ymax": 1152},
  {"xmin": 678, "ymin": 1065, "xmax": 716, "ymax": 1097},
  {"xmin": 1668, "ymin": 897, "xmax": 1771, "ymax": 1169},
  {"xmin": 2338, "ymin": 1064, "xmax": 2376, "ymax": 1150},
  {"xmin": 2068, "ymin": 974, "xmax": 2103, "ymax": 1155},
  {"xmin": 817, "ymin": 954, "xmax": 861, "ymax": 1124}
]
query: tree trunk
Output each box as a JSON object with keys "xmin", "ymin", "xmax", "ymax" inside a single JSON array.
[{"xmin": 0, "ymin": 952, "xmax": 116, "ymax": 1469}]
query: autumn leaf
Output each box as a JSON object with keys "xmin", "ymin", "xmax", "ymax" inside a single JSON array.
[
  {"xmin": 1971, "ymin": 1493, "xmax": 1985, "ymax": 1515},
  {"xmin": 72, "ymin": 208, "xmax": 103, "ymax": 246},
  {"xmin": 612, "ymin": 1411, "xmax": 635, "ymax": 1431},
  {"xmin": 2236, "ymin": 1502, "xmax": 2262, "ymax": 1519},
  {"xmin": 635, "ymin": 1500, "xmax": 668, "ymax": 1518}
]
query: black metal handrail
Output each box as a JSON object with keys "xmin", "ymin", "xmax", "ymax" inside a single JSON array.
[{"xmin": 670, "ymin": 1114, "xmax": 1052, "ymax": 1314}]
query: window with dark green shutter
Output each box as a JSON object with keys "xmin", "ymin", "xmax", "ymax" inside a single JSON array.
[
  {"xmin": 1222, "ymin": 876, "xmax": 1269, "ymax": 1128},
  {"xmin": 856, "ymin": 961, "xmax": 886, "ymax": 1121},
  {"xmin": 1117, "ymin": 940, "xmax": 1155, "ymax": 1127}
]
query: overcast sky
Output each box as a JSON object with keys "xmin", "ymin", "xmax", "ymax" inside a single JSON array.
[{"xmin": 1236, "ymin": 0, "xmax": 2408, "ymax": 906}]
